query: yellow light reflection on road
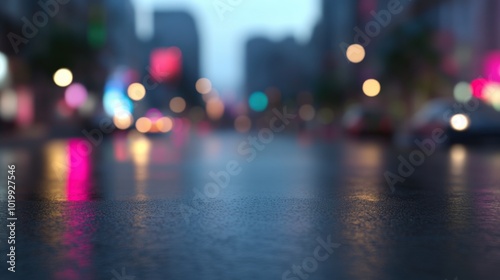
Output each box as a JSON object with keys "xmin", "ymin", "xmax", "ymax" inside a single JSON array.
[{"xmin": 130, "ymin": 136, "xmax": 151, "ymax": 201}]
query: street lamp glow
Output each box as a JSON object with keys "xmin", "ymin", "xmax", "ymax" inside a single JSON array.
[
  {"xmin": 53, "ymin": 68, "xmax": 73, "ymax": 87},
  {"xmin": 136, "ymin": 117, "xmax": 152, "ymax": 133},
  {"xmin": 156, "ymin": 116, "xmax": 174, "ymax": 133},
  {"xmin": 346, "ymin": 44, "xmax": 365, "ymax": 63},
  {"xmin": 363, "ymin": 79, "xmax": 381, "ymax": 97},
  {"xmin": 113, "ymin": 112, "xmax": 133, "ymax": 130},
  {"xmin": 299, "ymin": 104, "xmax": 316, "ymax": 121},
  {"xmin": 127, "ymin": 83, "xmax": 146, "ymax": 101},
  {"xmin": 170, "ymin": 97, "xmax": 186, "ymax": 113},
  {"xmin": 196, "ymin": 78, "xmax": 212, "ymax": 94},
  {"xmin": 206, "ymin": 98, "xmax": 225, "ymax": 120}
]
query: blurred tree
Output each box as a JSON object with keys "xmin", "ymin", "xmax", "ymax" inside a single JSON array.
[
  {"xmin": 381, "ymin": 23, "xmax": 446, "ymax": 117},
  {"xmin": 29, "ymin": 24, "xmax": 106, "ymax": 91},
  {"xmin": 380, "ymin": 0, "xmax": 453, "ymax": 117},
  {"xmin": 315, "ymin": 53, "xmax": 352, "ymax": 111}
]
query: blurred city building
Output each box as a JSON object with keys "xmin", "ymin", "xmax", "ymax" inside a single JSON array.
[
  {"xmin": 99, "ymin": 0, "xmax": 139, "ymax": 69},
  {"xmin": 0, "ymin": 1, "xmax": 205, "ymax": 135},
  {"xmin": 2, "ymin": 0, "xmax": 500, "ymax": 135},
  {"xmin": 244, "ymin": 0, "xmax": 500, "ymax": 117},
  {"xmin": 245, "ymin": 36, "xmax": 316, "ymax": 103},
  {"xmin": 141, "ymin": 11, "xmax": 202, "ymax": 110},
  {"xmin": 244, "ymin": 0, "xmax": 358, "ymax": 109}
]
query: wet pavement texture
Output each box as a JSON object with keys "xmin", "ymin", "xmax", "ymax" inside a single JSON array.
[{"xmin": 0, "ymin": 132, "xmax": 499, "ymax": 279}]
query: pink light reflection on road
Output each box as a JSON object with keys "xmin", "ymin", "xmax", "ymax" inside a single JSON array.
[{"xmin": 66, "ymin": 139, "xmax": 92, "ymax": 201}]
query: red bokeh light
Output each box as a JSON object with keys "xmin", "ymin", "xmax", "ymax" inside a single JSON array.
[
  {"xmin": 483, "ymin": 51, "xmax": 500, "ymax": 82},
  {"xmin": 471, "ymin": 78, "xmax": 487, "ymax": 98},
  {"xmin": 150, "ymin": 47, "xmax": 182, "ymax": 82}
]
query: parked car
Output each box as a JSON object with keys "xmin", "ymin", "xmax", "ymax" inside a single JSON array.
[
  {"xmin": 342, "ymin": 104, "xmax": 394, "ymax": 138},
  {"xmin": 405, "ymin": 98, "xmax": 500, "ymax": 144}
]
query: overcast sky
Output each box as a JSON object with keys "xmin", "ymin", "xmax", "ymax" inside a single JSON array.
[{"xmin": 131, "ymin": 0, "xmax": 320, "ymax": 97}]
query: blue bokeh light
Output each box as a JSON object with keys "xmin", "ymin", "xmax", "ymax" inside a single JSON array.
[
  {"xmin": 103, "ymin": 79, "xmax": 133, "ymax": 117},
  {"xmin": 249, "ymin": 91, "xmax": 268, "ymax": 112}
]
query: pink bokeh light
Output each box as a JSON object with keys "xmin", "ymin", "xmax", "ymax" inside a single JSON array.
[
  {"xmin": 150, "ymin": 47, "xmax": 182, "ymax": 82},
  {"xmin": 145, "ymin": 108, "xmax": 163, "ymax": 122},
  {"xmin": 471, "ymin": 78, "xmax": 487, "ymax": 98},
  {"xmin": 483, "ymin": 51, "xmax": 500, "ymax": 82},
  {"xmin": 16, "ymin": 87, "xmax": 34, "ymax": 127},
  {"xmin": 65, "ymin": 83, "xmax": 88, "ymax": 108}
]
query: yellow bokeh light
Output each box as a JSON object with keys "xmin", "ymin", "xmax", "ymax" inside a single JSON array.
[
  {"xmin": 196, "ymin": 78, "xmax": 212, "ymax": 94},
  {"xmin": 450, "ymin": 114, "xmax": 470, "ymax": 131},
  {"xmin": 482, "ymin": 83, "xmax": 500, "ymax": 110},
  {"xmin": 113, "ymin": 112, "xmax": 133, "ymax": 130},
  {"xmin": 170, "ymin": 97, "xmax": 186, "ymax": 113},
  {"xmin": 363, "ymin": 79, "xmax": 381, "ymax": 97},
  {"xmin": 299, "ymin": 104, "xmax": 316, "ymax": 121},
  {"xmin": 136, "ymin": 117, "xmax": 152, "ymax": 133},
  {"xmin": 0, "ymin": 89, "xmax": 17, "ymax": 121},
  {"xmin": 206, "ymin": 98, "xmax": 224, "ymax": 120},
  {"xmin": 234, "ymin": 115, "xmax": 251, "ymax": 133},
  {"xmin": 346, "ymin": 44, "xmax": 366, "ymax": 63},
  {"xmin": 127, "ymin": 83, "xmax": 146, "ymax": 101},
  {"xmin": 491, "ymin": 92, "xmax": 500, "ymax": 111},
  {"xmin": 53, "ymin": 68, "xmax": 73, "ymax": 87},
  {"xmin": 156, "ymin": 116, "xmax": 174, "ymax": 133},
  {"xmin": 202, "ymin": 89, "xmax": 219, "ymax": 102}
]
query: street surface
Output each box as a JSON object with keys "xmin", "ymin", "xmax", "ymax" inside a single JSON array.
[{"xmin": 0, "ymin": 132, "xmax": 499, "ymax": 279}]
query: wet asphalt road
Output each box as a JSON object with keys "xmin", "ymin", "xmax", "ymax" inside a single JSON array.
[{"xmin": 0, "ymin": 132, "xmax": 499, "ymax": 279}]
